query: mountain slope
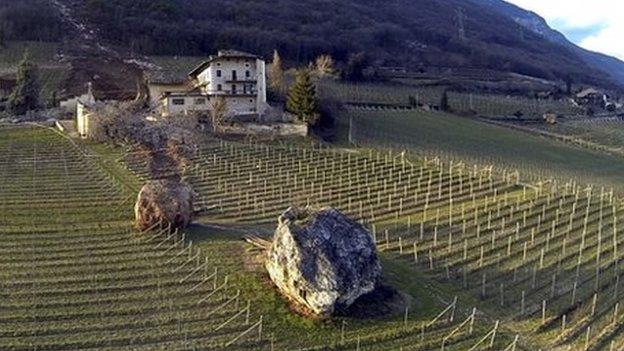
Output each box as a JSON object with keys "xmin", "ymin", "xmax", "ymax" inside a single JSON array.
[
  {"xmin": 67, "ymin": 0, "xmax": 620, "ymax": 89},
  {"xmin": 477, "ymin": 0, "xmax": 624, "ymax": 86},
  {"xmin": 2, "ymin": 0, "xmax": 622, "ymax": 91}
]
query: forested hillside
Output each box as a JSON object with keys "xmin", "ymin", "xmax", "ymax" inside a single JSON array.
[
  {"xmin": 66, "ymin": 0, "xmax": 620, "ymax": 89},
  {"xmin": 1, "ymin": 0, "xmax": 623, "ymax": 91},
  {"xmin": 0, "ymin": 0, "xmax": 65, "ymax": 42}
]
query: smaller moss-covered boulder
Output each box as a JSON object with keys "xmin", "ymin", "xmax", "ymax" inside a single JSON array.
[{"xmin": 134, "ymin": 179, "xmax": 195, "ymax": 231}]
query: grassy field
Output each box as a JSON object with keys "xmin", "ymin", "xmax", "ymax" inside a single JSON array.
[
  {"xmin": 318, "ymin": 79, "xmax": 581, "ymax": 118},
  {"xmin": 8, "ymin": 122, "xmax": 624, "ymax": 349},
  {"xmin": 540, "ymin": 117, "xmax": 624, "ymax": 151},
  {"xmin": 340, "ymin": 108, "xmax": 624, "ymax": 192},
  {"xmin": 4, "ymin": 73, "xmax": 624, "ymax": 349},
  {"xmin": 121, "ymin": 132, "xmax": 624, "ymax": 350},
  {"xmin": 0, "ymin": 125, "xmax": 518, "ymax": 350},
  {"xmin": 0, "ymin": 126, "xmax": 271, "ymax": 350}
]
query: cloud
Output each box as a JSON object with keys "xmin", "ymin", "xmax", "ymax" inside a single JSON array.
[{"xmin": 507, "ymin": 0, "xmax": 624, "ymax": 60}]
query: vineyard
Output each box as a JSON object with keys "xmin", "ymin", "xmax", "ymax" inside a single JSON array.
[
  {"xmin": 124, "ymin": 133, "xmax": 624, "ymax": 350},
  {"xmin": 0, "ymin": 126, "xmax": 267, "ymax": 350},
  {"xmin": 540, "ymin": 116, "xmax": 624, "ymax": 152},
  {"xmin": 6, "ymin": 120, "xmax": 624, "ymax": 350},
  {"xmin": 339, "ymin": 108, "xmax": 624, "ymax": 194},
  {"xmin": 318, "ymin": 80, "xmax": 582, "ymax": 118}
]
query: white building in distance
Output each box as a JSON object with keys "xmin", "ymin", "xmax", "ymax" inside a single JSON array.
[{"xmin": 151, "ymin": 50, "xmax": 268, "ymax": 119}]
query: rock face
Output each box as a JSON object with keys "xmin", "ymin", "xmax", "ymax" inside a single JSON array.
[
  {"xmin": 266, "ymin": 206, "xmax": 381, "ymax": 317},
  {"xmin": 134, "ymin": 179, "xmax": 195, "ymax": 231}
]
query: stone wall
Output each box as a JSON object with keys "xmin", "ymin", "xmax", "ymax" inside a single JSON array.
[{"xmin": 220, "ymin": 122, "xmax": 308, "ymax": 137}]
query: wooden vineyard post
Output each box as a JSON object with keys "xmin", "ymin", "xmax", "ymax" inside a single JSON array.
[
  {"xmin": 404, "ymin": 306, "xmax": 409, "ymax": 328},
  {"xmin": 490, "ymin": 320, "xmax": 499, "ymax": 348}
]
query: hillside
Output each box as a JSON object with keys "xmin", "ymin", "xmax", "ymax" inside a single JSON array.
[
  {"xmin": 2, "ymin": 0, "xmax": 622, "ymax": 92},
  {"xmin": 56, "ymin": 0, "xmax": 620, "ymax": 91},
  {"xmin": 477, "ymin": 0, "xmax": 624, "ymax": 88}
]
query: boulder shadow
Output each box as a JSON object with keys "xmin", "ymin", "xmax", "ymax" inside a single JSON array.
[{"xmin": 335, "ymin": 283, "xmax": 411, "ymax": 320}]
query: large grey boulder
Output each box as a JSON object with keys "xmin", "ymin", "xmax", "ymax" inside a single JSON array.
[
  {"xmin": 266, "ymin": 206, "xmax": 381, "ymax": 317},
  {"xmin": 134, "ymin": 179, "xmax": 195, "ymax": 231}
]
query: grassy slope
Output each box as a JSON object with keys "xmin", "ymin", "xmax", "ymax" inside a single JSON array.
[
  {"xmin": 341, "ymin": 108, "xmax": 624, "ymax": 191},
  {"xmin": 184, "ymin": 224, "xmax": 495, "ymax": 350},
  {"xmin": 82, "ymin": 139, "xmax": 514, "ymax": 350}
]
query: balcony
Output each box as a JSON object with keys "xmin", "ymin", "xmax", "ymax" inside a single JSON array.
[
  {"xmin": 207, "ymin": 90, "xmax": 257, "ymax": 97},
  {"xmin": 225, "ymin": 78, "xmax": 257, "ymax": 83}
]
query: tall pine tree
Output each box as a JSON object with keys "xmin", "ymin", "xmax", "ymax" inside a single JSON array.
[
  {"xmin": 8, "ymin": 51, "xmax": 40, "ymax": 115},
  {"xmin": 286, "ymin": 70, "xmax": 319, "ymax": 125},
  {"xmin": 440, "ymin": 90, "xmax": 449, "ymax": 112},
  {"xmin": 0, "ymin": 25, "xmax": 5, "ymax": 48}
]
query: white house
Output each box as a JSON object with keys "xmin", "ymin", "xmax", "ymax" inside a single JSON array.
[
  {"xmin": 75, "ymin": 83, "xmax": 96, "ymax": 139},
  {"xmin": 150, "ymin": 50, "xmax": 268, "ymax": 119}
]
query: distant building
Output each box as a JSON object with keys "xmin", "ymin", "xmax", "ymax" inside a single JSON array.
[
  {"xmin": 575, "ymin": 88, "xmax": 607, "ymax": 108},
  {"xmin": 75, "ymin": 83, "xmax": 96, "ymax": 139},
  {"xmin": 148, "ymin": 50, "xmax": 268, "ymax": 119}
]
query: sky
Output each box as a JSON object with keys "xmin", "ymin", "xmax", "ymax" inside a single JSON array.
[{"xmin": 507, "ymin": 0, "xmax": 624, "ymax": 60}]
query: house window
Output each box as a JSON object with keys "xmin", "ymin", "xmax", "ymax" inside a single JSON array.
[
  {"xmin": 216, "ymin": 70, "xmax": 222, "ymax": 77},
  {"xmin": 217, "ymin": 84, "xmax": 222, "ymax": 91},
  {"xmin": 249, "ymin": 99, "xmax": 253, "ymax": 103},
  {"xmin": 232, "ymin": 85, "xmax": 237, "ymax": 94},
  {"xmin": 232, "ymin": 70, "xmax": 237, "ymax": 80},
  {"xmin": 172, "ymin": 98, "xmax": 185, "ymax": 106},
  {"xmin": 195, "ymin": 98, "xmax": 205, "ymax": 105},
  {"xmin": 245, "ymin": 70, "xmax": 250, "ymax": 78}
]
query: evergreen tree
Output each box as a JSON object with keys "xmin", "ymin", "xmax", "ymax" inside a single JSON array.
[
  {"xmin": 268, "ymin": 50, "xmax": 285, "ymax": 95},
  {"xmin": 0, "ymin": 26, "xmax": 5, "ymax": 48},
  {"xmin": 344, "ymin": 52, "xmax": 368, "ymax": 81},
  {"xmin": 286, "ymin": 70, "xmax": 319, "ymax": 125},
  {"xmin": 440, "ymin": 90, "xmax": 450, "ymax": 112},
  {"xmin": 8, "ymin": 51, "xmax": 40, "ymax": 115}
]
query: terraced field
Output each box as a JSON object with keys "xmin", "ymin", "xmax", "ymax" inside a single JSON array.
[
  {"xmin": 542, "ymin": 116, "xmax": 624, "ymax": 152},
  {"xmin": 341, "ymin": 108, "xmax": 624, "ymax": 192},
  {"xmin": 9, "ymin": 122, "xmax": 624, "ymax": 350},
  {"xmin": 124, "ymin": 134, "xmax": 624, "ymax": 350},
  {"xmin": 318, "ymin": 80, "xmax": 582, "ymax": 118},
  {"xmin": 0, "ymin": 126, "xmax": 266, "ymax": 350}
]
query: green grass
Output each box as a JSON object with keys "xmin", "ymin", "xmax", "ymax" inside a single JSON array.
[
  {"xmin": 185, "ymin": 223, "xmax": 492, "ymax": 350},
  {"xmin": 84, "ymin": 141, "xmax": 143, "ymax": 193},
  {"xmin": 342, "ymin": 108, "xmax": 624, "ymax": 191}
]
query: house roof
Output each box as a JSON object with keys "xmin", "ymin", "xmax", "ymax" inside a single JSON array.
[
  {"xmin": 189, "ymin": 50, "xmax": 261, "ymax": 77},
  {"xmin": 160, "ymin": 87, "xmax": 204, "ymax": 100}
]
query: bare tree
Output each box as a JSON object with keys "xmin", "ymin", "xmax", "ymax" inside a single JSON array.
[
  {"xmin": 313, "ymin": 54, "xmax": 337, "ymax": 78},
  {"xmin": 211, "ymin": 96, "xmax": 228, "ymax": 132}
]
